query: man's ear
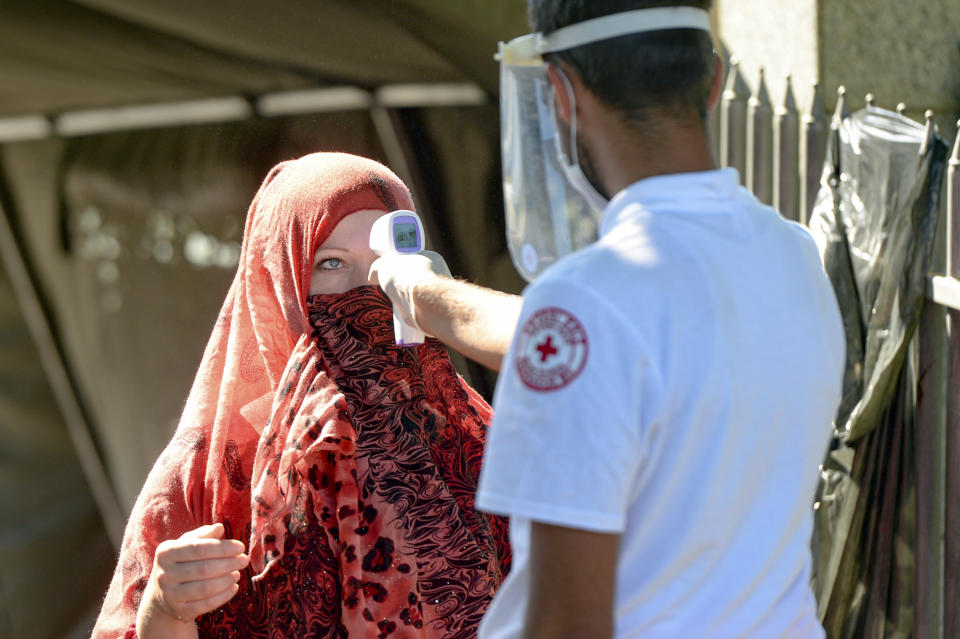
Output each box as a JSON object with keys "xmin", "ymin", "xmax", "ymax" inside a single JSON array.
[
  {"xmin": 706, "ymin": 53, "xmax": 724, "ymax": 113},
  {"xmin": 546, "ymin": 63, "xmax": 573, "ymax": 125}
]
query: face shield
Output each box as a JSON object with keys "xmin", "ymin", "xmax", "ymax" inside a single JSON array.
[{"xmin": 497, "ymin": 7, "xmax": 712, "ymax": 281}]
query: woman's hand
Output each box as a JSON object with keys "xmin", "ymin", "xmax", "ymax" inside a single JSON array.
[{"xmin": 136, "ymin": 523, "xmax": 249, "ymax": 639}]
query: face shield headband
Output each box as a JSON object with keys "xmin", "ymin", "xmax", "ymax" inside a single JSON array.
[{"xmin": 497, "ymin": 6, "xmax": 711, "ymax": 281}]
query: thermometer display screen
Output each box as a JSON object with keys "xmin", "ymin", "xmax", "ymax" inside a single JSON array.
[{"xmin": 394, "ymin": 222, "xmax": 419, "ymax": 249}]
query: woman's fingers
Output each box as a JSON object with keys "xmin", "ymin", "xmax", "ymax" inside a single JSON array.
[
  {"xmin": 146, "ymin": 523, "xmax": 249, "ymax": 622},
  {"xmin": 156, "ymin": 537, "xmax": 246, "ymax": 564},
  {"xmin": 163, "ymin": 571, "xmax": 242, "ymax": 607},
  {"xmin": 176, "ymin": 583, "xmax": 241, "ymax": 622},
  {"xmin": 154, "ymin": 524, "xmax": 248, "ymax": 582},
  {"xmin": 156, "ymin": 555, "xmax": 248, "ymax": 586},
  {"xmin": 193, "ymin": 522, "xmax": 225, "ymax": 539}
]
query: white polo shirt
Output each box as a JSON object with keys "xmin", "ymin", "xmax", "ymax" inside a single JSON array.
[{"xmin": 477, "ymin": 168, "xmax": 845, "ymax": 639}]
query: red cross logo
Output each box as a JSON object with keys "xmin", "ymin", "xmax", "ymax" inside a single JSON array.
[
  {"xmin": 535, "ymin": 335, "xmax": 558, "ymax": 362},
  {"xmin": 516, "ymin": 307, "xmax": 588, "ymax": 392}
]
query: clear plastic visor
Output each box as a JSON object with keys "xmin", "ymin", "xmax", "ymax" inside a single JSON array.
[
  {"xmin": 496, "ymin": 7, "xmax": 712, "ymax": 281},
  {"xmin": 499, "ymin": 47, "xmax": 599, "ymax": 282}
]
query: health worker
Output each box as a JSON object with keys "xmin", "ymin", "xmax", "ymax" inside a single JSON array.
[{"xmin": 369, "ymin": 1, "xmax": 846, "ymax": 637}]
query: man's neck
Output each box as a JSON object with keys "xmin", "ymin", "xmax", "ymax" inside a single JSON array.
[{"xmin": 589, "ymin": 109, "xmax": 717, "ymax": 197}]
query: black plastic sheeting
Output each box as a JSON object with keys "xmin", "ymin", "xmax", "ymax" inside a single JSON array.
[{"xmin": 808, "ymin": 107, "xmax": 949, "ymax": 638}]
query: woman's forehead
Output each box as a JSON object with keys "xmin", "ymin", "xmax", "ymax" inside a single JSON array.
[{"xmin": 317, "ymin": 209, "xmax": 386, "ymax": 249}]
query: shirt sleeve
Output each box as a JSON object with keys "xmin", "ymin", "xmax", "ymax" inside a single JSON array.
[{"xmin": 477, "ymin": 278, "xmax": 661, "ymax": 533}]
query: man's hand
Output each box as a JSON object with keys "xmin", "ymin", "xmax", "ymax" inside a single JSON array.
[
  {"xmin": 522, "ymin": 522, "xmax": 620, "ymax": 639},
  {"xmin": 368, "ymin": 250, "xmax": 452, "ymax": 333},
  {"xmin": 371, "ymin": 251, "xmax": 521, "ymax": 370},
  {"xmin": 136, "ymin": 523, "xmax": 249, "ymax": 639}
]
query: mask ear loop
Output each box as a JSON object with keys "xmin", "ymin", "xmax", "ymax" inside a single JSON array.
[
  {"xmin": 546, "ymin": 64, "xmax": 610, "ymax": 213},
  {"xmin": 548, "ymin": 65, "xmax": 581, "ymax": 173}
]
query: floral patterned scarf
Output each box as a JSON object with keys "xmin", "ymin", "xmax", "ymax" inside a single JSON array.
[{"xmin": 247, "ymin": 286, "xmax": 509, "ymax": 637}]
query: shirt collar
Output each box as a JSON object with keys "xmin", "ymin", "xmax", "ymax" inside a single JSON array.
[{"xmin": 600, "ymin": 167, "xmax": 742, "ymax": 237}]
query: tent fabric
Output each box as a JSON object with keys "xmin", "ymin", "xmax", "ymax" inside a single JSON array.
[
  {"xmin": 0, "ymin": 4, "xmax": 530, "ymax": 637},
  {"xmin": 0, "ymin": 260, "xmax": 116, "ymax": 639},
  {"xmin": 0, "ymin": 1, "xmax": 528, "ymax": 117},
  {"xmin": 807, "ymin": 107, "xmax": 949, "ymax": 638},
  {"xmin": 4, "ymin": 107, "xmax": 518, "ymax": 509},
  {"xmin": 0, "ymin": 1, "xmax": 310, "ymax": 116},
  {"xmin": 1, "ymin": 109, "xmax": 520, "ymax": 639}
]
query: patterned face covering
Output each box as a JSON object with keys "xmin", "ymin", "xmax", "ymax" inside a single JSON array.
[
  {"xmin": 92, "ymin": 153, "xmax": 507, "ymax": 639},
  {"xmin": 249, "ymin": 286, "xmax": 509, "ymax": 637}
]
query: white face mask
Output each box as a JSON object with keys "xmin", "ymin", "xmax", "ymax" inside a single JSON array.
[
  {"xmin": 496, "ymin": 6, "xmax": 712, "ymax": 282},
  {"xmin": 550, "ymin": 66, "xmax": 610, "ymax": 214}
]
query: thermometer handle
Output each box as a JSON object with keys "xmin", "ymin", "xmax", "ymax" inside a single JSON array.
[
  {"xmin": 394, "ymin": 312, "xmax": 425, "ymax": 346},
  {"xmin": 370, "ymin": 210, "xmax": 427, "ymax": 347}
]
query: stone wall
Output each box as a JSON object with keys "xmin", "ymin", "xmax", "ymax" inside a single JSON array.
[{"xmin": 715, "ymin": 0, "xmax": 959, "ymax": 139}]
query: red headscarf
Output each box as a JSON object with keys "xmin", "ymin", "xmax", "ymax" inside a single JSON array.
[
  {"xmin": 185, "ymin": 151, "xmax": 416, "ymax": 442},
  {"xmin": 92, "ymin": 153, "xmax": 508, "ymax": 638}
]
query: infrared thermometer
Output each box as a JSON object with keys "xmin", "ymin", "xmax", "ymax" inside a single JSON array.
[{"xmin": 369, "ymin": 210, "xmax": 426, "ymax": 346}]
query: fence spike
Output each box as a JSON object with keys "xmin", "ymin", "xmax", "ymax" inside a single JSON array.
[
  {"xmin": 750, "ymin": 66, "xmax": 772, "ymax": 108},
  {"xmin": 722, "ymin": 57, "xmax": 751, "ymax": 109},
  {"xmin": 799, "ymin": 80, "xmax": 828, "ymax": 226},
  {"xmin": 746, "ymin": 66, "xmax": 773, "ymax": 203},
  {"xmin": 897, "ymin": 102, "xmax": 907, "ymax": 115},
  {"xmin": 722, "ymin": 57, "xmax": 743, "ymax": 100},
  {"xmin": 833, "ymin": 85, "xmax": 849, "ymax": 123},
  {"xmin": 950, "ymin": 119, "xmax": 960, "ymax": 273},
  {"xmin": 720, "ymin": 57, "xmax": 748, "ymax": 175},
  {"xmin": 807, "ymin": 80, "xmax": 827, "ymax": 122},
  {"xmin": 773, "ymin": 74, "xmax": 800, "ymax": 221},
  {"xmin": 918, "ymin": 110, "xmax": 935, "ymax": 156},
  {"xmin": 781, "ymin": 74, "xmax": 798, "ymax": 114},
  {"xmin": 952, "ymin": 119, "xmax": 960, "ymax": 164}
]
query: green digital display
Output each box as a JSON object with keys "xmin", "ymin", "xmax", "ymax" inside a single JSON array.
[{"xmin": 394, "ymin": 222, "xmax": 419, "ymax": 249}]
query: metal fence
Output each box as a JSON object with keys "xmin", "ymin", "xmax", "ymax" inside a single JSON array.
[
  {"xmin": 709, "ymin": 57, "xmax": 838, "ymax": 225},
  {"xmin": 921, "ymin": 128, "xmax": 960, "ymax": 639},
  {"xmin": 711, "ymin": 57, "xmax": 960, "ymax": 639}
]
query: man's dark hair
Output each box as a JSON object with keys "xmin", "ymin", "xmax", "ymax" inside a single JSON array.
[{"xmin": 528, "ymin": 0, "xmax": 716, "ymax": 128}]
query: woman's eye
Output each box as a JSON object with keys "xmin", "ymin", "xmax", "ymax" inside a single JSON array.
[{"xmin": 317, "ymin": 257, "xmax": 343, "ymax": 270}]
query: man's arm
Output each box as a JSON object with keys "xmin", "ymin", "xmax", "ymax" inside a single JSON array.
[
  {"xmin": 369, "ymin": 252, "xmax": 521, "ymax": 371},
  {"xmin": 412, "ymin": 276, "xmax": 521, "ymax": 371},
  {"xmin": 523, "ymin": 522, "xmax": 620, "ymax": 639}
]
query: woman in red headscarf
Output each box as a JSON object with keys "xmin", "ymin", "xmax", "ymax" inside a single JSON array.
[{"xmin": 91, "ymin": 152, "xmax": 509, "ymax": 639}]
